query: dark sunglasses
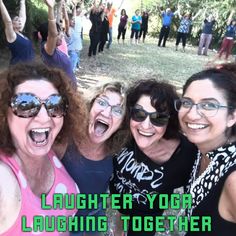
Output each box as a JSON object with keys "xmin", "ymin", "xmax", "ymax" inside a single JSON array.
[
  {"xmin": 130, "ymin": 107, "xmax": 170, "ymax": 127},
  {"xmin": 10, "ymin": 93, "xmax": 68, "ymax": 118}
]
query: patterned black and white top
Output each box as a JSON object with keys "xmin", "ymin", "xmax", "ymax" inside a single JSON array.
[{"xmin": 186, "ymin": 142, "xmax": 236, "ymax": 236}]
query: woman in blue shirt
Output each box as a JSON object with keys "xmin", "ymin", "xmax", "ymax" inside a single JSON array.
[
  {"xmin": 130, "ymin": 9, "xmax": 142, "ymax": 44},
  {"xmin": 0, "ymin": 0, "xmax": 34, "ymax": 65}
]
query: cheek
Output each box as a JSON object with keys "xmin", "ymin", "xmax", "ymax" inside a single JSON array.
[
  {"xmin": 157, "ymin": 125, "xmax": 167, "ymax": 136},
  {"xmin": 54, "ymin": 118, "xmax": 64, "ymax": 134},
  {"xmin": 7, "ymin": 111, "xmax": 28, "ymax": 143},
  {"xmin": 130, "ymin": 119, "xmax": 138, "ymax": 135},
  {"xmin": 111, "ymin": 118, "xmax": 123, "ymax": 131},
  {"xmin": 89, "ymin": 108, "xmax": 97, "ymax": 123}
]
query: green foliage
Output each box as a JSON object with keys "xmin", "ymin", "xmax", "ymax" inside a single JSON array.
[
  {"xmin": 0, "ymin": 0, "xmax": 48, "ymax": 47},
  {"xmin": 144, "ymin": 0, "xmax": 235, "ymax": 48}
]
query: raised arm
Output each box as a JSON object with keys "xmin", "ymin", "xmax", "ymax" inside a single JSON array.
[
  {"xmin": 227, "ymin": 9, "xmax": 235, "ymax": 25},
  {"xmin": 18, "ymin": 0, "xmax": 26, "ymax": 31},
  {"xmin": 61, "ymin": 0, "xmax": 70, "ymax": 36},
  {"xmin": 44, "ymin": 0, "xmax": 58, "ymax": 56},
  {"xmin": 192, "ymin": 9, "xmax": 202, "ymax": 21},
  {"xmin": 0, "ymin": 0, "xmax": 16, "ymax": 43},
  {"xmin": 174, "ymin": 5, "xmax": 181, "ymax": 17}
]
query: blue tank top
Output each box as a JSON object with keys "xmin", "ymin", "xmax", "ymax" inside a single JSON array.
[
  {"xmin": 40, "ymin": 42, "xmax": 76, "ymax": 87},
  {"xmin": 225, "ymin": 25, "xmax": 236, "ymax": 38},
  {"xmin": 62, "ymin": 143, "xmax": 113, "ymax": 217},
  {"xmin": 7, "ymin": 33, "xmax": 35, "ymax": 65}
]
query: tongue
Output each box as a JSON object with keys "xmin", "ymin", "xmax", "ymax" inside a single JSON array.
[
  {"xmin": 94, "ymin": 122, "xmax": 108, "ymax": 135},
  {"xmin": 31, "ymin": 131, "xmax": 47, "ymax": 143}
]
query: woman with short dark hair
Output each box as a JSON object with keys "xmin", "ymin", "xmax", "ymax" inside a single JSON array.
[
  {"xmin": 110, "ymin": 79, "xmax": 197, "ymax": 236},
  {"xmin": 177, "ymin": 63, "xmax": 236, "ymax": 236}
]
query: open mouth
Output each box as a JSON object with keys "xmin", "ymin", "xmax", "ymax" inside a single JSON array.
[
  {"xmin": 29, "ymin": 128, "xmax": 50, "ymax": 145},
  {"xmin": 94, "ymin": 119, "xmax": 109, "ymax": 136}
]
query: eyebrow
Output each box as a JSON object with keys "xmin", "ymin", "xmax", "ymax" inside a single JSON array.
[
  {"xmin": 98, "ymin": 96, "xmax": 122, "ymax": 106},
  {"xmin": 183, "ymin": 97, "xmax": 220, "ymax": 102}
]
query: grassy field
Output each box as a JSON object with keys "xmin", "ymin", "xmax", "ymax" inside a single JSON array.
[{"xmin": 77, "ymin": 36, "xmax": 218, "ymax": 96}]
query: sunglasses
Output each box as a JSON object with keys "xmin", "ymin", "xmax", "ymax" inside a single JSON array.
[
  {"xmin": 130, "ymin": 107, "xmax": 170, "ymax": 127},
  {"xmin": 10, "ymin": 93, "xmax": 68, "ymax": 118}
]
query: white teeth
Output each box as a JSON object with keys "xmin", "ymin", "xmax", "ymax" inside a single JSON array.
[
  {"xmin": 31, "ymin": 128, "xmax": 50, "ymax": 133},
  {"xmin": 187, "ymin": 123, "xmax": 207, "ymax": 129},
  {"xmin": 138, "ymin": 130, "xmax": 155, "ymax": 137},
  {"xmin": 97, "ymin": 119, "xmax": 109, "ymax": 125}
]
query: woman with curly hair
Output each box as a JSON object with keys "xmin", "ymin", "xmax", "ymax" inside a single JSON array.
[
  {"xmin": 0, "ymin": 62, "xmax": 87, "ymax": 235},
  {"xmin": 110, "ymin": 79, "xmax": 197, "ymax": 236}
]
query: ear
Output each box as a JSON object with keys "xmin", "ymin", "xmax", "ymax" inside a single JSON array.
[{"xmin": 227, "ymin": 110, "xmax": 236, "ymax": 128}]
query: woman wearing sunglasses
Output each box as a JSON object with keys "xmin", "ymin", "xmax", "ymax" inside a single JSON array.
[
  {"xmin": 60, "ymin": 82, "xmax": 128, "ymax": 236},
  {"xmin": 0, "ymin": 62, "xmax": 87, "ymax": 235},
  {"xmin": 176, "ymin": 63, "xmax": 236, "ymax": 236},
  {"xmin": 110, "ymin": 79, "xmax": 197, "ymax": 236}
]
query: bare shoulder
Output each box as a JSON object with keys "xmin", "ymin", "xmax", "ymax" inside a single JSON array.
[
  {"xmin": 221, "ymin": 170, "xmax": 236, "ymax": 222},
  {"xmin": 0, "ymin": 160, "xmax": 21, "ymax": 233},
  {"xmin": 224, "ymin": 170, "xmax": 236, "ymax": 194}
]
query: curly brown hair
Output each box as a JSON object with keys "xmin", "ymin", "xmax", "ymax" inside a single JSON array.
[{"xmin": 0, "ymin": 62, "xmax": 87, "ymax": 155}]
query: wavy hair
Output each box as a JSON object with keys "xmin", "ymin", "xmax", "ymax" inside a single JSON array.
[
  {"xmin": 125, "ymin": 79, "xmax": 180, "ymax": 140},
  {"xmin": 83, "ymin": 81, "xmax": 128, "ymax": 154},
  {"xmin": 0, "ymin": 62, "xmax": 87, "ymax": 155}
]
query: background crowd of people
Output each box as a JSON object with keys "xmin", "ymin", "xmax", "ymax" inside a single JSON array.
[{"xmin": 0, "ymin": 1, "xmax": 236, "ymax": 236}]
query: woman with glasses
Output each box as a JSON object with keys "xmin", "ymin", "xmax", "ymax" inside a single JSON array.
[
  {"xmin": 0, "ymin": 62, "xmax": 87, "ymax": 235},
  {"xmin": 176, "ymin": 63, "xmax": 236, "ymax": 236},
  {"xmin": 110, "ymin": 79, "xmax": 197, "ymax": 236},
  {"xmin": 60, "ymin": 82, "xmax": 128, "ymax": 235}
]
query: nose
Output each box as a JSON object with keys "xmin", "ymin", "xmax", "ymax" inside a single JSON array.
[
  {"xmin": 141, "ymin": 115, "xmax": 152, "ymax": 129},
  {"xmin": 101, "ymin": 105, "xmax": 112, "ymax": 117},
  {"xmin": 35, "ymin": 104, "xmax": 51, "ymax": 122},
  {"xmin": 186, "ymin": 104, "xmax": 202, "ymax": 119}
]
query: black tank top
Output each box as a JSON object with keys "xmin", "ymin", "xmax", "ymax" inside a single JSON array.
[{"xmin": 186, "ymin": 142, "xmax": 236, "ymax": 235}]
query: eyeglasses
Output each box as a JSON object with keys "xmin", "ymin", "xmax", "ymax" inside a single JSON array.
[
  {"xmin": 174, "ymin": 98, "xmax": 233, "ymax": 117},
  {"xmin": 94, "ymin": 97, "xmax": 124, "ymax": 118},
  {"xmin": 130, "ymin": 107, "xmax": 170, "ymax": 127},
  {"xmin": 10, "ymin": 93, "xmax": 68, "ymax": 118}
]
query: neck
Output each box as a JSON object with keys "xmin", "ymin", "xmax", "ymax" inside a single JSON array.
[
  {"xmin": 14, "ymin": 152, "xmax": 50, "ymax": 177},
  {"xmin": 141, "ymin": 138, "xmax": 179, "ymax": 164},
  {"xmin": 78, "ymin": 138, "xmax": 107, "ymax": 161},
  {"xmin": 199, "ymin": 135, "xmax": 231, "ymax": 156}
]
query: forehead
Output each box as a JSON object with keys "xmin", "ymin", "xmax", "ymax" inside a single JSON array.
[
  {"xmin": 14, "ymin": 80, "xmax": 58, "ymax": 99},
  {"xmin": 184, "ymin": 79, "xmax": 226, "ymax": 101},
  {"xmin": 100, "ymin": 90, "xmax": 122, "ymax": 104},
  {"xmin": 136, "ymin": 95, "xmax": 156, "ymax": 111}
]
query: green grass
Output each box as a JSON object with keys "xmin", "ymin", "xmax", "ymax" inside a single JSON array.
[{"xmin": 78, "ymin": 36, "xmax": 215, "ymax": 95}]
